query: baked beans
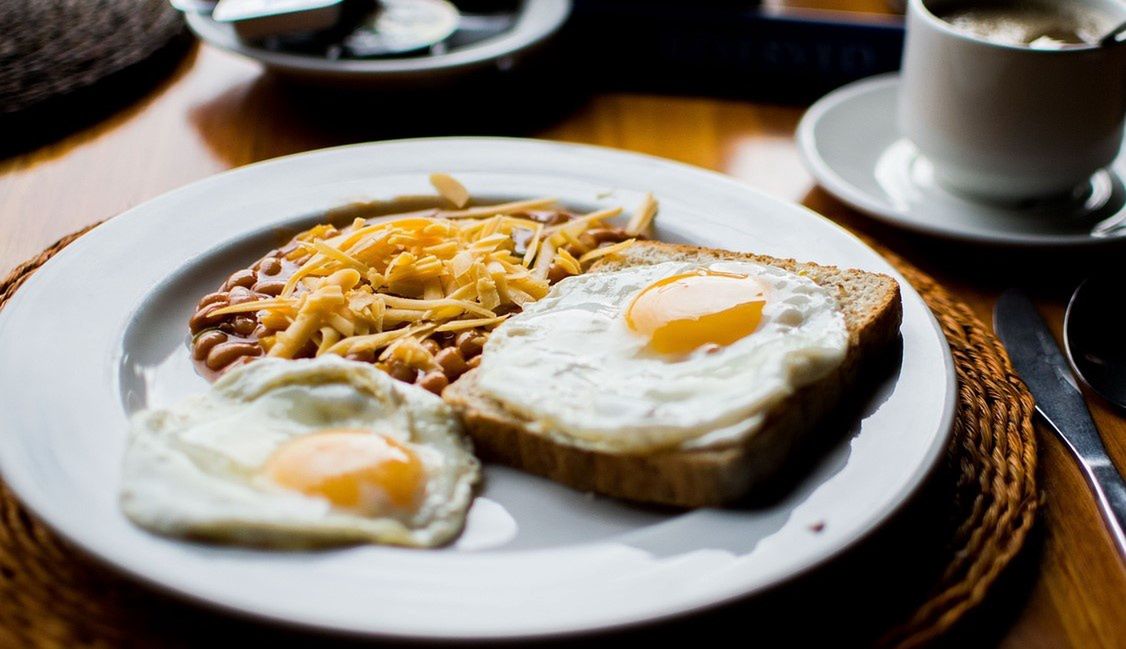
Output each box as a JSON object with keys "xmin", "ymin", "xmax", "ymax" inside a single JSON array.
[
  {"xmin": 189, "ymin": 211, "xmax": 638, "ymax": 391},
  {"xmin": 192, "ymin": 330, "xmax": 228, "ymax": 361},
  {"xmin": 417, "ymin": 371, "xmax": 449, "ymax": 394},
  {"xmin": 455, "ymin": 331, "xmax": 485, "ymax": 359},
  {"xmin": 434, "ymin": 347, "xmax": 468, "ymax": 380},
  {"xmin": 188, "ymin": 252, "xmax": 299, "ymax": 378},
  {"xmin": 206, "ymin": 341, "xmax": 262, "ymax": 372}
]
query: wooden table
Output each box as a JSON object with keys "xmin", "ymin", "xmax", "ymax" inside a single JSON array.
[{"xmin": 1, "ymin": 44, "xmax": 1124, "ymax": 647}]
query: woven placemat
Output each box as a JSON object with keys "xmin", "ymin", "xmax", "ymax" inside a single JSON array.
[
  {"xmin": 0, "ymin": 222, "xmax": 1038, "ymax": 648},
  {"xmin": 0, "ymin": 0, "xmax": 189, "ymax": 153}
]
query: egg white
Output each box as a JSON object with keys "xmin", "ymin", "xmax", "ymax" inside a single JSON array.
[
  {"xmin": 475, "ymin": 260, "xmax": 849, "ymax": 454},
  {"xmin": 120, "ymin": 356, "xmax": 479, "ymax": 548}
]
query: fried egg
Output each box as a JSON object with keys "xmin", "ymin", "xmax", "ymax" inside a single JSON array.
[
  {"xmin": 474, "ymin": 260, "xmax": 849, "ymax": 453},
  {"xmin": 120, "ymin": 356, "xmax": 479, "ymax": 547}
]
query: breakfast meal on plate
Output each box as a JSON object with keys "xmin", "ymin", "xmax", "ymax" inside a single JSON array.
[
  {"xmin": 444, "ymin": 241, "xmax": 902, "ymax": 507},
  {"xmin": 120, "ymin": 356, "xmax": 479, "ymax": 548},
  {"xmin": 119, "ymin": 173, "xmax": 900, "ymax": 547}
]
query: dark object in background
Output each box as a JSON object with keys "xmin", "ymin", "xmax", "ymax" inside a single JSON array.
[
  {"xmin": 1, "ymin": 0, "xmax": 904, "ymax": 155},
  {"xmin": 1066, "ymin": 277, "xmax": 1126, "ymax": 411},
  {"xmin": 0, "ymin": 0, "xmax": 191, "ymax": 156},
  {"xmin": 260, "ymin": 0, "xmax": 490, "ymax": 59},
  {"xmin": 185, "ymin": 0, "xmax": 900, "ymax": 102},
  {"xmin": 566, "ymin": 0, "xmax": 905, "ymax": 103}
]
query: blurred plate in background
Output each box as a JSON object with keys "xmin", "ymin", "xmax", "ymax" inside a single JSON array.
[{"xmin": 184, "ymin": 0, "xmax": 569, "ymax": 87}]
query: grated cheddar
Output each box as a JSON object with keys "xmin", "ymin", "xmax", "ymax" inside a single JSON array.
[{"xmin": 190, "ymin": 184, "xmax": 659, "ymax": 392}]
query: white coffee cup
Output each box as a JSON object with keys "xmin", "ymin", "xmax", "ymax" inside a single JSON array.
[{"xmin": 899, "ymin": 0, "xmax": 1126, "ymax": 202}]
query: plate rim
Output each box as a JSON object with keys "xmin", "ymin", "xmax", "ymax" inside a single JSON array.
[
  {"xmin": 797, "ymin": 73, "xmax": 1126, "ymax": 248},
  {"xmin": 0, "ymin": 136, "xmax": 957, "ymax": 640}
]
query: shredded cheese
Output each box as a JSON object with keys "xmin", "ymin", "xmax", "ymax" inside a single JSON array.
[
  {"xmin": 430, "ymin": 172, "xmax": 470, "ymax": 208},
  {"xmin": 626, "ymin": 193, "xmax": 658, "ymax": 236},
  {"xmin": 224, "ymin": 179, "xmax": 656, "ymax": 375},
  {"xmin": 439, "ymin": 197, "xmax": 559, "ymax": 219},
  {"xmin": 579, "ymin": 238, "xmax": 637, "ymax": 265},
  {"xmin": 435, "ymin": 315, "xmax": 510, "ymax": 332}
]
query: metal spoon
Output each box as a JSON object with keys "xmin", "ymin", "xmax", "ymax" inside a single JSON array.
[{"xmin": 1065, "ymin": 277, "xmax": 1126, "ymax": 410}]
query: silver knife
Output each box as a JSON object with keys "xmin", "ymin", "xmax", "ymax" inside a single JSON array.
[{"xmin": 995, "ymin": 289, "xmax": 1126, "ymax": 559}]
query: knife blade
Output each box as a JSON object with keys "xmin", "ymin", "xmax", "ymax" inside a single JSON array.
[{"xmin": 994, "ymin": 289, "xmax": 1126, "ymax": 558}]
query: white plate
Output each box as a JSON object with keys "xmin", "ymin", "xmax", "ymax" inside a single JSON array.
[
  {"xmin": 0, "ymin": 138, "xmax": 955, "ymax": 640},
  {"xmin": 185, "ymin": 0, "xmax": 570, "ymax": 86},
  {"xmin": 798, "ymin": 74, "xmax": 1126, "ymax": 248}
]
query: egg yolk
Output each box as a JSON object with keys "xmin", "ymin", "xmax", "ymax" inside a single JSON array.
[
  {"xmin": 262, "ymin": 429, "xmax": 424, "ymax": 514},
  {"xmin": 625, "ymin": 270, "xmax": 766, "ymax": 354}
]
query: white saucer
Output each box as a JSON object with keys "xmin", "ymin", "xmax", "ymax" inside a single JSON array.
[{"xmin": 797, "ymin": 74, "xmax": 1126, "ymax": 248}]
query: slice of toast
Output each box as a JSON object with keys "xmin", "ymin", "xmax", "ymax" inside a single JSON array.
[{"xmin": 443, "ymin": 241, "xmax": 902, "ymax": 507}]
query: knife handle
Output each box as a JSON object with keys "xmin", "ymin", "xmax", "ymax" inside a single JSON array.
[{"xmin": 1081, "ymin": 459, "xmax": 1126, "ymax": 559}]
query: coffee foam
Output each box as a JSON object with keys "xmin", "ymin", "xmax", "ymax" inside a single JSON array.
[{"xmin": 936, "ymin": 2, "xmax": 1112, "ymax": 49}]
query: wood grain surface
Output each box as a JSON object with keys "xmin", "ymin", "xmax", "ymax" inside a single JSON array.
[{"xmin": 1, "ymin": 42, "xmax": 1124, "ymax": 647}]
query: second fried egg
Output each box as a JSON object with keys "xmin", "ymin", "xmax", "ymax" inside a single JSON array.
[
  {"xmin": 120, "ymin": 356, "xmax": 479, "ymax": 547},
  {"xmin": 474, "ymin": 260, "xmax": 849, "ymax": 453}
]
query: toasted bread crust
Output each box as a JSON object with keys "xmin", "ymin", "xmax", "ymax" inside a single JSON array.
[{"xmin": 443, "ymin": 241, "xmax": 903, "ymax": 507}]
